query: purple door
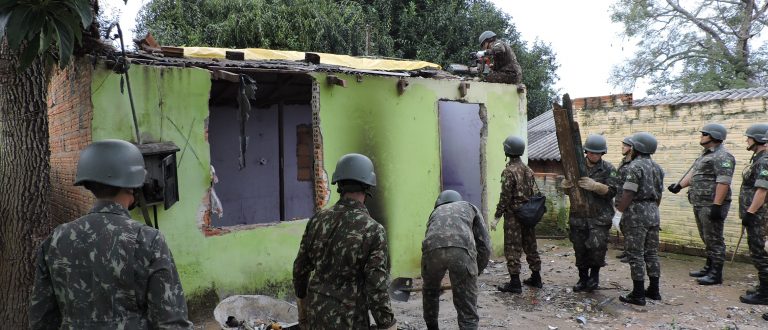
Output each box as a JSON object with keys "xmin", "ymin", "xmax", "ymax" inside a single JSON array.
[{"xmin": 438, "ymin": 101, "xmax": 483, "ymax": 208}]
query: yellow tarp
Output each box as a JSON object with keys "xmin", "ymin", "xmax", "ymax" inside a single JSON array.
[{"xmin": 182, "ymin": 47, "xmax": 441, "ymax": 71}]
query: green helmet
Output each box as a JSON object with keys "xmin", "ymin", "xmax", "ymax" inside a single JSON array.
[
  {"xmin": 584, "ymin": 134, "xmax": 607, "ymax": 153},
  {"xmin": 700, "ymin": 123, "xmax": 727, "ymax": 141},
  {"xmin": 74, "ymin": 139, "xmax": 146, "ymax": 188},
  {"xmin": 435, "ymin": 190, "xmax": 462, "ymax": 208},
  {"xmin": 503, "ymin": 135, "xmax": 525, "ymax": 156},
  {"xmin": 478, "ymin": 31, "xmax": 496, "ymax": 46},
  {"xmin": 745, "ymin": 123, "xmax": 768, "ymax": 143},
  {"xmin": 622, "ymin": 136, "xmax": 633, "ymax": 146},
  {"xmin": 628, "ymin": 132, "xmax": 657, "ymax": 154},
  {"xmin": 331, "ymin": 153, "xmax": 377, "ymax": 187}
]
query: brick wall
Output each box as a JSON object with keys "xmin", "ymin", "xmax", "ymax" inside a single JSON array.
[
  {"xmin": 47, "ymin": 59, "xmax": 94, "ymax": 223},
  {"xmin": 575, "ymin": 94, "xmax": 768, "ymax": 254}
]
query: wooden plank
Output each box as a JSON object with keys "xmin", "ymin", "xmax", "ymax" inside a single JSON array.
[{"xmin": 553, "ymin": 93, "xmax": 590, "ymax": 216}]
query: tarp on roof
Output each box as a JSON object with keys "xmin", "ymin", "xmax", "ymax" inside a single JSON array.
[{"xmin": 182, "ymin": 47, "xmax": 441, "ymax": 71}]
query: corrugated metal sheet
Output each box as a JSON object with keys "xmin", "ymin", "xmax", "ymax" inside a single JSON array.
[
  {"xmin": 634, "ymin": 87, "xmax": 768, "ymax": 107},
  {"xmin": 527, "ymin": 110, "xmax": 560, "ymax": 161}
]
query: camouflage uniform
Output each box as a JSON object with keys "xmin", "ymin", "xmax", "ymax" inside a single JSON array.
[
  {"xmin": 495, "ymin": 158, "xmax": 541, "ymax": 276},
  {"xmin": 622, "ymin": 155, "xmax": 665, "ymax": 281},
  {"xmin": 484, "ymin": 40, "xmax": 523, "ymax": 84},
  {"xmin": 687, "ymin": 144, "xmax": 735, "ymax": 269},
  {"xmin": 293, "ymin": 198, "xmax": 395, "ymax": 329},
  {"xmin": 569, "ymin": 159, "xmax": 618, "ymax": 268},
  {"xmin": 616, "ymin": 158, "xmax": 631, "ymax": 243},
  {"xmin": 739, "ymin": 150, "xmax": 768, "ymax": 282},
  {"xmin": 29, "ymin": 201, "xmax": 192, "ymax": 329}
]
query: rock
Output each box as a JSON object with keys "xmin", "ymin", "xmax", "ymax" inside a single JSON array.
[{"xmin": 548, "ymin": 326, "xmax": 559, "ymax": 330}]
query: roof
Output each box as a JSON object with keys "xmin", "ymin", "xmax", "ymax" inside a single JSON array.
[
  {"xmin": 634, "ymin": 87, "xmax": 768, "ymax": 107},
  {"xmin": 527, "ymin": 110, "xmax": 561, "ymax": 161}
]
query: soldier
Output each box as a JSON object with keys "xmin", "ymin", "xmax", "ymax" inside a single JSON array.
[
  {"xmin": 422, "ymin": 190, "xmax": 491, "ymax": 330},
  {"xmin": 737, "ymin": 124, "xmax": 768, "ymax": 306},
  {"xmin": 29, "ymin": 139, "xmax": 193, "ymax": 329},
  {"xmin": 561, "ymin": 134, "xmax": 618, "ymax": 292},
  {"xmin": 614, "ymin": 132, "xmax": 665, "ymax": 306},
  {"xmin": 293, "ymin": 153, "xmax": 396, "ymax": 329},
  {"xmin": 615, "ymin": 136, "xmax": 634, "ymax": 263},
  {"xmin": 476, "ymin": 30, "xmax": 524, "ymax": 89},
  {"xmin": 667, "ymin": 123, "xmax": 735, "ymax": 285},
  {"xmin": 491, "ymin": 135, "xmax": 542, "ymax": 293}
]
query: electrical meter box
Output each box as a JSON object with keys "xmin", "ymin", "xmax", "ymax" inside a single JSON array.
[{"xmin": 136, "ymin": 142, "xmax": 180, "ymax": 209}]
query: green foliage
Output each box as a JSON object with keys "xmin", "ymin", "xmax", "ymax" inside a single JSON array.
[
  {"xmin": 137, "ymin": 0, "xmax": 559, "ymax": 119},
  {"xmin": 0, "ymin": 0, "xmax": 92, "ymax": 70}
]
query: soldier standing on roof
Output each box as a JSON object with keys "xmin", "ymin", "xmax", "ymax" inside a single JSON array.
[
  {"xmin": 476, "ymin": 31, "xmax": 524, "ymax": 90},
  {"xmin": 421, "ymin": 190, "xmax": 491, "ymax": 330},
  {"xmin": 491, "ymin": 135, "xmax": 542, "ymax": 293},
  {"xmin": 293, "ymin": 153, "xmax": 396, "ymax": 329},
  {"xmin": 561, "ymin": 134, "xmax": 618, "ymax": 293},
  {"xmin": 667, "ymin": 123, "xmax": 735, "ymax": 286}
]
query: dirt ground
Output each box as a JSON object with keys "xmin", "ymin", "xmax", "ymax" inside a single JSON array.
[{"xmin": 195, "ymin": 239, "xmax": 768, "ymax": 329}]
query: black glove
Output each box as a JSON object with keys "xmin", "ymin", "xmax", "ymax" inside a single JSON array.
[
  {"xmin": 743, "ymin": 212, "xmax": 760, "ymax": 227},
  {"xmin": 709, "ymin": 204, "xmax": 724, "ymax": 222},
  {"xmin": 667, "ymin": 183, "xmax": 682, "ymax": 194}
]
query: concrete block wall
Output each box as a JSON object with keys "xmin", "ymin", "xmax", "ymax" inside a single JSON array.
[
  {"xmin": 47, "ymin": 59, "xmax": 94, "ymax": 222},
  {"xmin": 534, "ymin": 173, "xmax": 569, "ymax": 236},
  {"xmin": 575, "ymin": 94, "xmax": 768, "ymax": 253}
]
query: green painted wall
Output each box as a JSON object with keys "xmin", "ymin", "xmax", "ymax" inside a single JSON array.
[{"xmin": 89, "ymin": 65, "xmax": 524, "ymax": 298}]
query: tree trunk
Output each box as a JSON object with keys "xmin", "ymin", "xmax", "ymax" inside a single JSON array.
[{"xmin": 0, "ymin": 40, "xmax": 54, "ymax": 328}]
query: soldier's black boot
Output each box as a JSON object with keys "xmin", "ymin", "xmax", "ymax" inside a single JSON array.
[
  {"xmin": 523, "ymin": 271, "xmax": 543, "ymax": 288},
  {"xmin": 619, "ymin": 280, "xmax": 646, "ymax": 306},
  {"xmin": 697, "ymin": 264, "xmax": 723, "ymax": 285},
  {"xmin": 689, "ymin": 257, "xmax": 711, "ymax": 277},
  {"xmin": 585, "ymin": 267, "xmax": 600, "ymax": 292},
  {"xmin": 573, "ymin": 268, "xmax": 589, "ymax": 292},
  {"xmin": 645, "ymin": 276, "xmax": 661, "ymax": 300},
  {"xmin": 498, "ymin": 274, "xmax": 522, "ymax": 293},
  {"xmin": 740, "ymin": 279, "xmax": 768, "ymax": 305}
]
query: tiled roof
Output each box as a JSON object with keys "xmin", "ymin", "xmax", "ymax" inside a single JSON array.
[
  {"xmin": 528, "ymin": 110, "xmax": 561, "ymax": 161},
  {"xmin": 634, "ymin": 87, "xmax": 768, "ymax": 107}
]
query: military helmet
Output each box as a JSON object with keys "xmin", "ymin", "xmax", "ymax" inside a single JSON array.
[
  {"xmin": 622, "ymin": 136, "xmax": 633, "ymax": 146},
  {"xmin": 584, "ymin": 134, "xmax": 608, "ymax": 153},
  {"xmin": 478, "ymin": 31, "xmax": 496, "ymax": 46},
  {"xmin": 435, "ymin": 190, "xmax": 462, "ymax": 208},
  {"xmin": 331, "ymin": 153, "xmax": 377, "ymax": 187},
  {"xmin": 745, "ymin": 123, "xmax": 768, "ymax": 143},
  {"xmin": 74, "ymin": 139, "xmax": 147, "ymax": 188},
  {"xmin": 503, "ymin": 135, "xmax": 525, "ymax": 156},
  {"xmin": 700, "ymin": 123, "xmax": 727, "ymax": 141},
  {"xmin": 628, "ymin": 132, "xmax": 658, "ymax": 154}
]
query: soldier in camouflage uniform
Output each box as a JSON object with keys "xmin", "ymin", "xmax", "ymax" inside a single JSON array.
[
  {"xmin": 614, "ymin": 132, "xmax": 665, "ymax": 306},
  {"xmin": 422, "ymin": 190, "xmax": 491, "ymax": 330},
  {"xmin": 29, "ymin": 139, "xmax": 192, "ymax": 329},
  {"xmin": 561, "ymin": 134, "xmax": 618, "ymax": 292},
  {"xmin": 293, "ymin": 153, "xmax": 396, "ymax": 329},
  {"xmin": 491, "ymin": 135, "xmax": 542, "ymax": 293},
  {"xmin": 477, "ymin": 31, "xmax": 524, "ymax": 88},
  {"xmin": 737, "ymin": 124, "xmax": 768, "ymax": 306},
  {"xmin": 615, "ymin": 136, "xmax": 634, "ymax": 263},
  {"xmin": 667, "ymin": 123, "xmax": 735, "ymax": 285}
]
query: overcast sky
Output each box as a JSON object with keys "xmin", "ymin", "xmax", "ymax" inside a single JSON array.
[{"xmin": 113, "ymin": 0, "xmax": 646, "ymax": 99}]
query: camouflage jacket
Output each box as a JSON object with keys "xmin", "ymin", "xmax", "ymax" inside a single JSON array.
[
  {"xmin": 622, "ymin": 155, "xmax": 665, "ymax": 226},
  {"xmin": 495, "ymin": 158, "xmax": 536, "ymax": 219},
  {"xmin": 739, "ymin": 150, "xmax": 768, "ymax": 218},
  {"xmin": 490, "ymin": 41, "xmax": 522, "ymax": 77},
  {"xmin": 293, "ymin": 197, "xmax": 395, "ymax": 328},
  {"xmin": 29, "ymin": 201, "xmax": 192, "ymax": 330},
  {"xmin": 422, "ymin": 201, "xmax": 491, "ymax": 272},
  {"xmin": 570, "ymin": 159, "xmax": 618, "ymax": 227},
  {"xmin": 615, "ymin": 157, "xmax": 631, "ymax": 207},
  {"xmin": 687, "ymin": 144, "xmax": 735, "ymax": 206}
]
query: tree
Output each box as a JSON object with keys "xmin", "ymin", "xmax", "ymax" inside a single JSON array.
[
  {"xmin": 137, "ymin": 0, "xmax": 559, "ymax": 119},
  {"xmin": 610, "ymin": 0, "xmax": 768, "ymax": 95},
  {"xmin": 0, "ymin": 0, "xmax": 99, "ymax": 327}
]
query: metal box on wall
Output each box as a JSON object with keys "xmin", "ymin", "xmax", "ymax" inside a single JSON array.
[{"xmin": 136, "ymin": 142, "xmax": 180, "ymax": 209}]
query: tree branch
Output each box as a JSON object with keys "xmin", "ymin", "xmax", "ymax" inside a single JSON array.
[{"xmin": 665, "ymin": 0, "xmax": 735, "ymax": 57}]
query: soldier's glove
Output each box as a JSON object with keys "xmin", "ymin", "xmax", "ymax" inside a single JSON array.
[
  {"xmin": 491, "ymin": 217, "xmax": 501, "ymax": 231},
  {"xmin": 612, "ymin": 211, "xmax": 623, "ymax": 230},
  {"xmin": 560, "ymin": 178, "xmax": 573, "ymax": 195},
  {"xmin": 578, "ymin": 177, "xmax": 610, "ymax": 195},
  {"xmin": 709, "ymin": 204, "xmax": 725, "ymax": 222},
  {"xmin": 297, "ymin": 298, "xmax": 307, "ymax": 326},
  {"xmin": 475, "ymin": 50, "xmax": 487, "ymax": 58},
  {"xmin": 743, "ymin": 212, "xmax": 760, "ymax": 227},
  {"xmin": 667, "ymin": 183, "xmax": 682, "ymax": 194}
]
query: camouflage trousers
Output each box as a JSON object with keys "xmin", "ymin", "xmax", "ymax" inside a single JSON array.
[
  {"xmin": 305, "ymin": 291, "xmax": 370, "ymax": 329},
  {"xmin": 569, "ymin": 224, "xmax": 610, "ymax": 268},
  {"xmin": 693, "ymin": 204, "xmax": 729, "ymax": 267},
  {"xmin": 504, "ymin": 215, "xmax": 541, "ymax": 276},
  {"xmin": 422, "ymin": 247, "xmax": 479, "ymax": 330},
  {"xmin": 746, "ymin": 210, "xmax": 768, "ymax": 282},
  {"xmin": 625, "ymin": 223, "xmax": 661, "ymax": 281},
  {"xmin": 484, "ymin": 70, "xmax": 520, "ymax": 84}
]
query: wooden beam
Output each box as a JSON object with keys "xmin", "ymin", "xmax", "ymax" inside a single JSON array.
[{"xmin": 553, "ymin": 93, "xmax": 590, "ymax": 216}]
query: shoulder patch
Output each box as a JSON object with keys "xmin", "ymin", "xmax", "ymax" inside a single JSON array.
[
  {"xmin": 761, "ymin": 170, "xmax": 768, "ymax": 177},
  {"xmin": 721, "ymin": 161, "xmax": 733, "ymax": 168},
  {"xmin": 610, "ymin": 171, "xmax": 618, "ymax": 177}
]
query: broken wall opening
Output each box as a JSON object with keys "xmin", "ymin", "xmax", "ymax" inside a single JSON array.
[{"xmin": 208, "ymin": 72, "xmax": 316, "ymax": 226}]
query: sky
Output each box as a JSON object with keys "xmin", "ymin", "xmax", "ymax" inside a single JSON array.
[{"xmin": 113, "ymin": 0, "xmax": 647, "ymax": 99}]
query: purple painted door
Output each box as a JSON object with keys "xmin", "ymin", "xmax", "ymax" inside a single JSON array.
[{"xmin": 438, "ymin": 101, "xmax": 483, "ymax": 208}]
